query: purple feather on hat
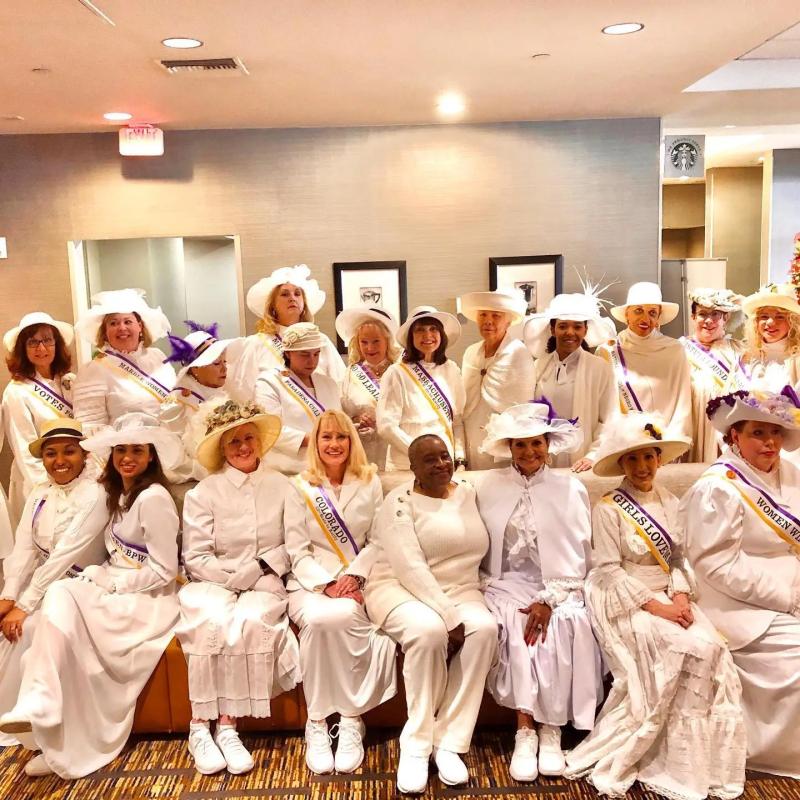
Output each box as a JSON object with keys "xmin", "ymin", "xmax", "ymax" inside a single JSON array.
[
  {"xmin": 164, "ymin": 334, "xmax": 196, "ymax": 365},
  {"xmin": 184, "ymin": 320, "xmax": 219, "ymax": 338},
  {"xmin": 780, "ymin": 384, "xmax": 800, "ymax": 408},
  {"xmin": 532, "ymin": 395, "xmax": 578, "ymax": 426}
]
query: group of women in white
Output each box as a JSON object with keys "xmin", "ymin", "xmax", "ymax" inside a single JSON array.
[{"xmin": 0, "ymin": 261, "xmax": 798, "ymax": 799}]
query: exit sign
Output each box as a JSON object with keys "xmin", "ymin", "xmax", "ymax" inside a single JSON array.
[{"xmin": 119, "ymin": 125, "xmax": 164, "ymax": 156}]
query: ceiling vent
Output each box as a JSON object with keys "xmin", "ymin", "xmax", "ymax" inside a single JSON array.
[{"xmin": 158, "ymin": 57, "xmax": 249, "ymax": 76}]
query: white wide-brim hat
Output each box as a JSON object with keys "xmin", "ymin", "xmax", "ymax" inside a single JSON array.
[
  {"xmin": 610, "ymin": 282, "xmax": 679, "ymax": 325},
  {"xmin": 396, "ymin": 306, "xmax": 461, "ymax": 349},
  {"xmin": 707, "ymin": 388, "xmax": 800, "ymax": 451},
  {"xmin": 593, "ymin": 412, "xmax": 690, "ymax": 477},
  {"xmin": 246, "ymin": 264, "xmax": 326, "ymax": 318},
  {"xmin": 172, "ymin": 331, "xmax": 232, "ymax": 385},
  {"xmin": 459, "ymin": 290, "xmax": 527, "ymax": 325},
  {"xmin": 480, "ymin": 401, "xmax": 582, "ymax": 458},
  {"xmin": 74, "ymin": 289, "xmax": 171, "ymax": 344},
  {"xmin": 282, "ymin": 322, "xmax": 324, "ymax": 352},
  {"xmin": 523, "ymin": 293, "xmax": 610, "ymax": 357},
  {"xmin": 4, "ymin": 311, "xmax": 74, "ymax": 353},
  {"xmin": 742, "ymin": 283, "xmax": 800, "ymax": 319},
  {"xmin": 335, "ymin": 305, "xmax": 399, "ymax": 343},
  {"xmin": 195, "ymin": 399, "xmax": 282, "ymax": 472},
  {"xmin": 82, "ymin": 411, "xmax": 184, "ymax": 470}
]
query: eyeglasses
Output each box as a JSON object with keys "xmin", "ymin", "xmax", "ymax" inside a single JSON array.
[
  {"xmin": 696, "ymin": 311, "xmax": 724, "ymax": 321},
  {"xmin": 26, "ymin": 337, "xmax": 56, "ymax": 349}
]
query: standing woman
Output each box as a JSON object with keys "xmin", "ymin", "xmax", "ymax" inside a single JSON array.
[
  {"xmin": 525, "ymin": 290, "xmax": 616, "ymax": 471},
  {"xmin": 72, "ymin": 289, "xmax": 175, "ymax": 435},
  {"xmin": 680, "ymin": 389, "xmax": 800, "ymax": 778},
  {"xmin": 3, "ymin": 312, "xmax": 75, "ymax": 525},
  {"xmin": 459, "ymin": 290, "xmax": 534, "ymax": 470},
  {"xmin": 255, "ymin": 323, "xmax": 342, "ymax": 475},
  {"xmin": 377, "ymin": 306, "xmax": 466, "ymax": 471},
  {"xmin": 680, "ymin": 289, "xmax": 747, "ymax": 462},
  {"xmin": 335, "ymin": 306, "xmax": 401, "ymax": 469},
  {"xmin": 228, "ymin": 264, "xmax": 345, "ymax": 395},
  {"xmin": 564, "ymin": 413, "xmax": 745, "ymax": 799},
  {"xmin": 596, "ymin": 282, "xmax": 692, "ymax": 439},
  {"xmin": 285, "ymin": 410, "xmax": 397, "ymax": 775},
  {"xmin": 473, "ymin": 404, "xmax": 604, "ymax": 782},
  {"xmin": 0, "ymin": 412, "xmax": 183, "ymax": 779}
]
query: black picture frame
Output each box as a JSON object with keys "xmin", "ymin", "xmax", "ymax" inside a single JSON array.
[{"xmin": 489, "ymin": 254, "xmax": 564, "ymax": 315}]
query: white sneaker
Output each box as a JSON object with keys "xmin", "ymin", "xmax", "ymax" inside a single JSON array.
[
  {"xmin": 305, "ymin": 719, "xmax": 334, "ymax": 774},
  {"xmin": 333, "ymin": 716, "xmax": 365, "ymax": 773},
  {"xmin": 396, "ymin": 749, "xmax": 429, "ymax": 794},
  {"xmin": 214, "ymin": 725, "xmax": 254, "ymax": 775},
  {"xmin": 188, "ymin": 724, "xmax": 227, "ymax": 775},
  {"xmin": 538, "ymin": 725, "xmax": 565, "ymax": 776},
  {"xmin": 24, "ymin": 754, "xmax": 53, "ymax": 777},
  {"xmin": 433, "ymin": 747, "xmax": 469, "ymax": 786},
  {"xmin": 509, "ymin": 727, "xmax": 539, "ymax": 782}
]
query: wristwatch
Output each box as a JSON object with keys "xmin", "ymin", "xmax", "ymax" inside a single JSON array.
[{"xmin": 352, "ymin": 575, "xmax": 366, "ymax": 590}]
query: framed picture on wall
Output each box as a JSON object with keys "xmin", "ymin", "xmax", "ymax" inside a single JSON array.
[
  {"xmin": 489, "ymin": 254, "xmax": 564, "ymax": 315},
  {"xmin": 332, "ymin": 261, "xmax": 408, "ymax": 352}
]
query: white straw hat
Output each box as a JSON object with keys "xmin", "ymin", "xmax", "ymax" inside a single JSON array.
[
  {"xmin": 335, "ymin": 305, "xmax": 399, "ymax": 343},
  {"xmin": 281, "ymin": 322, "xmax": 325, "ymax": 352},
  {"xmin": 74, "ymin": 289, "xmax": 171, "ymax": 344},
  {"xmin": 29, "ymin": 418, "xmax": 86, "ymax": 459},
  {"xmin": 459, "ymin": 289, "xmax": 527, "ymax": 325},
  {"xmin": 742, "ymin": 283, "xmax": 800, "ymax": 319},
  {"xmin": 396, "ymin": 305, "xmax": 461, "ymax": 349},
  {"xmin": 610, "ymin": 282, "xmax": 679, "ymax": 325},
  {"xmin": 480, "ymin": 402, "xmax": 582, "ymax": 458},
  {"xmin": 707, "ymin": 388, "xmax": 800, "ymax": 451},
  {"xmin": 523, "ymin": 293, "xmax": 611, "ymax": 357},
  {"xmin": 4, "ymin": 311, "xmax": 74, "ymax": 353},
  {"xmin": 592, "ymin": 412, "xmax": 690, "ymax": 477},
  {"xmin": 246, "ymin": 264, "xmax": 326, "ymax": 318}
]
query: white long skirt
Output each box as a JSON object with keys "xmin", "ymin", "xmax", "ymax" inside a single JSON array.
[
  {"xmin": 0, "ymin": 613, "xmax": 38, "ymax": 748},
  {"xmin": 484, "ymin": 574, "xmax": 603, "ymax": 729},
  {"xmin": 733, "ymin": 612, "xmax": 800, "ymax": 778},
  {"xmin": 176, "ymin": 580, "xmax": 300, "ymax": 720},
  {"xmin": 14, "ymin": 576, "xmax": 179, "ymax": 779},
  {"xmin": 288, "ymin": 589, "xmax": 397, "ymax": 719}
]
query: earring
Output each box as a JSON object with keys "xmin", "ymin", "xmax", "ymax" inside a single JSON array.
[
  {"xmin": 545, "ymin": 454, "xmax": 553, "ymax": 466},
  {"xmin": 731, "ymin": 443, "xmax": 742, "ymax": 457}
]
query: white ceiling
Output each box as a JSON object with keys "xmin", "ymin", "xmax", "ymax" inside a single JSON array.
[{"xmin": 1, "ymin": 1, "xmax": 798, "ymax": 135}]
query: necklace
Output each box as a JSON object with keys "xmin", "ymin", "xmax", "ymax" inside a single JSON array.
[{"xmin": 365, "ymin": 359, "xmax": 391, "ymax": 379}]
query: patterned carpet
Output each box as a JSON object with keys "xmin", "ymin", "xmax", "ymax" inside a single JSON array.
[{"xmin": 1, "ymin": 728, "xmax": 797, "ymax": 800}]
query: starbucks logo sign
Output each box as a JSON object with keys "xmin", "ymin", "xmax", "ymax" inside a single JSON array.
[{"xmin": 669, "ymin": 138, "xmax": 700, "ymax": 174}]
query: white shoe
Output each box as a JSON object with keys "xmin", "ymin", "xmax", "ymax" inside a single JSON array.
[
  {"xmin": 333, "ymin": 716, "xmax": 365, "ymax": 773},
  {"xmin": 433, "ymin": 747, "xmax": 469, "ymax": 786},
  {"xmin": 24, "ymin": 754, "xmax": 53, "ymax": 777},
  {"xmin": 0, "ymin": 706, "xmax": 33, "ymax": 735},
  {"xmin": 509, "ymin": 727, "xmax": 539, "ymax": 782},
  {"xmin": 188, "ymin": 724, "xmax": 227, "ymax": 775},
  {"xmin": 305, "ymin": 719, "xmax": 334, "ymax": 775},
  {"xmin": 537, "ymin": 725, "xmax": 565, "ymax": 776},
  {"xmin": 214, "ymin": 725, "xmax": 254, "ymax": 775},
  {"xmin": 396, "ymin": 750, "xmax": 429, "ymax": 794}
]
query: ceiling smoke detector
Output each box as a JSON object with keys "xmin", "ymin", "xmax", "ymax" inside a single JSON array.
[{"xmin": 158, "ymin": 57, "xmax": 249, "ymax": 75}]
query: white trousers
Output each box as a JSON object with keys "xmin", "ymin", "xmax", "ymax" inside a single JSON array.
[
  {"xmin": 289, "ymin": 589, "xmax": 397, "ymax": 720},
  {"xmin": 381, "ymin": 599, "xmax": 497, "ymax": 756}
]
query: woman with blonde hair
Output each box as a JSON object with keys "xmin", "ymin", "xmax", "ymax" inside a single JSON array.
[
  {"xmin": 335, "ymin": 306, "xmax": 401, "ymax": 468},
  {"xmin": 284, "ymin": 409, "xmax": 396, "ymax": 775}
]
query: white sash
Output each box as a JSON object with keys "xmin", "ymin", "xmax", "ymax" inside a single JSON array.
[
  {"xmin": 277, "ymin": 370, "xmax": 326, "ymax": 420},
  {"xmin": 258, "ymin": 332, "xmax": 284, "ymax": 362},
  {"xmin": 99, "ymin": 350, "xmax": 170, "ymax": 402},
  {"xmin": 603, "ymin": 488, "xmax": 673, "ymax": 572},
  {"xmin": 350, "ymin": 362, "xmax": 381, "ymax": 402},
  {"xmin": 599, "ymin": 342, "xmax": 643, "ymax": 414},
  {"xmin": 400, "ymin": 362, "xmax": 455, "ymax": 447},
  {"xmin": 20, "ymin": 378, "xmax": 73, "ymax": 418}
]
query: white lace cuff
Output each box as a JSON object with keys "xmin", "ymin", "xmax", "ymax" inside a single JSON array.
[{"xmin": 535, "ymin": 577, "xmax": 584, "ymax": 608}]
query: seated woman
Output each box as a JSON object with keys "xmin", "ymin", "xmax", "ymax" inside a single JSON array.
[
  {"xmin": 255, "ymin": 323, "xmax": 341, "ymax": 475},
  {"xmin": 365, "ymin": 434, "xmax": 497, "ymax": 794},
  {"xmin": 0, "ymin": 412, "xmax": 183, "ymax": 779},
  {"xmin": 680, "ymin": 389, "xmax": 800, "ymax": 778},
  {"xmin": 564, "ymin": 413, "xmax": 745, "ymax": 799},
  {"xmin": 0, "ymin": 419, "xmax": 108, "ymax": 751},
  {"xmin": 335, "ymin": 305, "xmax": 401, "ymax": 469},
  {"xmin": 3, "ymin": 312, "xmax": 75, "ymax": 525},
  {"xmin": 377, "ymin": 306, "xmax": 466, "ymax": 471},
  {"xmin": 285, "ymin": 409, "xmax": 397, "ymax": 775},
  {"xmin": 472, "ymin": 403, "xmax": 603, "ymax": 782},
  {"xmin": 178, "ymin": 400, "xmax": 301, "ymax": 776}
]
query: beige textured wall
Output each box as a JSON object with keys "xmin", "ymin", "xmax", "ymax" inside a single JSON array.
[{"xmin": 662, "ymin": 183, "xmax": 705, "ymax": 229}]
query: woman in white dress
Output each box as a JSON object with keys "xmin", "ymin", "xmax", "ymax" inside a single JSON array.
[
  {"xmin": 228, "ymin": 264, "xmax": 345, "ymax": 394},
  {"xmin": 680, "ymin": 388, "xmax": 800, "ymax": 778},
  {"xmin": 285, "ymin": 409, "xmax": 397, "ymax": 775},
  {"xmin": 459, "ymin": 289, "xmax": 534, "ymax": 470},
  {"xmin": 472, "ymin": 404, "xmax": 604, "ymax": 782},
  {"xmin": 0, "ymin": 412, "xmax": 183, "ymax": 779},
  {"xmin": 366, "ymin": 434, "xmax": 497, "ymax": 794},
  {"xmin": 335, "ymin": 305, "xmax": 401, "ymax": 469},
  {"xmin": 525, "ymin": 289, "xmax": 617, "ymax": 471},
  {"xmin": 680, "ymin": 289, "xmax": 747, "ymax": 462},
  {"xmin": 377, "ymin": 306, "xmax": 466, "ymax": 471},
  {"xmin": 255, "ymin": 323, "xmax": 342, "ymax": 474},
  {"xmin": 564, "ymin": 413, "xmax": 745, "ymax": 800},
  {"xmin": 596, "ymin": 282, "xmax": 692, "ymax": 439},
  {"xmin": 177, "ymin": 400, "xmax": 301, "ymax": 776},
  {"xmin": 3, "ymin": 312, "xmax": 75, "ymax": 525},
  {"xmin": 72, "ymin": 289, "xmax": 175, "ymax": 435},
  {"xmin": 0, "ymin": 418, "xmax": 108, "ymax": 753}
]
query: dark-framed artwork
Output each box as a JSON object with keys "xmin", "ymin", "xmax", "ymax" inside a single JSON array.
[
  {"xmin": 489, "ymin": 254, "xmax": 564, "ymax": 315},
  {"xmin": 332, "ymin": 261, "xmax": 408, "ymax": 352}
]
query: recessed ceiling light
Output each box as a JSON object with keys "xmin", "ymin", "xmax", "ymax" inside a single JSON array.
[
  {"xmin": 161, "ymin": 37, "xmax": 203, "ymax": 49},
  {"xmin": 103, "ymin": 111, "xmax": 132, "ymax": 121},
  {"xmin": 437, "ymin": 92, "xmax": 466, "ymax": 116},
  {"xmin": 724, "ymin": 124, "xmax": 736, "ymax": 129},
  {"xmin": 602, "ymin": 22, "xmax": 644, "ymax": 35}
]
